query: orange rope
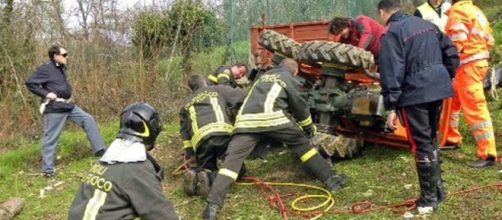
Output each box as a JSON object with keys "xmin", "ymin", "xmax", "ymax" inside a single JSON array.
[{"xmin": 242, "ymin": 176, "xmax": 502, "ymax": 219}]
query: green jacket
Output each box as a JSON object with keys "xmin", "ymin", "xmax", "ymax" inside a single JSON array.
[
  {"xmin": 234, "ymin": 66, "xmax": 313, "ymax": 133},
  {"xmin": 68, "ymin": 154, "xmax": 179, "ymax": 220},
  {"xmin": 179, "ymin": 85, "xmax": 247, "ymax": 154}
]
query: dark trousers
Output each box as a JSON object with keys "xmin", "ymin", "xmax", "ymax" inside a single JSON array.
[
  {"xmin": 400, "ymin": 100, "xmax": 444, "ymax": 207},
  {"xmin": 195, "ymin": 136, "xmax": 231, "ymax": 172},
  {"xmin": 400, "ymin": 100, "xmax": 442, "ymax": 160},
  {"xmin": 207, "ymin": 126, "xmax": 335, "ymax": 206}
]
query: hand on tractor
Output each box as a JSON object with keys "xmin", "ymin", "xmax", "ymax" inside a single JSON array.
[{"xmin": 386, "ymin": 110, "xmax": 398, "ymax": 131}]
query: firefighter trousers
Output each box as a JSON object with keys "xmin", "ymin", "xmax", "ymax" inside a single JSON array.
[
  {"xmin": 445, "ymin": 60, "xmax": 497, "ymax": 159},
  {"xmin": 207, "ymin": 126, "xmax": 335, "ymax": 206},
  {"xmin": 194, "ymin": 136, "xmax": 231, "ymax": 172}
]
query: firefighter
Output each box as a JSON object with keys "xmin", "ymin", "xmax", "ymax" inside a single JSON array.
[
  {"xmin": 207, "ymin": 64, "xmax": 248, "ymax": 88},
  {"xmin": 180, "ymin": 74, "xmax": 247, "ymax": 198},
  {"xmin": 68, "ymin": 102, "xmax": 179, "ymax": 219},
  {"xmin": 201, "ymin": 58, "xmax": 347, "ymax": 220},
  {"xmin": 444, "ymin": 0, "xmax": 497, "ymax": 168},
  {"xmin": 414, "ymin": 0, "xmax": 451, "ymax": 32},
  {"xmin": 378, "ymin": 0, "xmax": 459, "ymax": 214},
  {"xmin": 328, "ymin": 15, "xmax": 385, "ymax": 58}
]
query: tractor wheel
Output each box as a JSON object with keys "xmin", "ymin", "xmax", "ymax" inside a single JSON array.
[
  {"xmin": 298, "ymin": 40, "xmax": 374, "ymax": 69},
  {"xmin": 312, "ymin": 132, "xmax": 365, "ymax": 160},
  {"xmin": 258, "ymin": 30, "xmax": 300, "ymax": 59}
]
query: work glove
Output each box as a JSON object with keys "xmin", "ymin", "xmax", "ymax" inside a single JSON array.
[{"xmin": 302, "ymin": 124, "xmax": 317, "ymax": 138}]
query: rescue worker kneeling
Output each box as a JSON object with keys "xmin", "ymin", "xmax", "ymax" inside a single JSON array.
[
  {"xmin": 68, "ymin": 102, "xmax": 179, "ymax": 220},
  {"xmin": 180, "ymin": 75, "xmax": 247, "ymax": 198},
  {"xmin": 202, "ymin": 58, "xmax": 347, "ymax": 220}
]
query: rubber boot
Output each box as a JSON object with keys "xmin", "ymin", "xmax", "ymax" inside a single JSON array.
[
  {"xmin": 303, "ymin": 153, "xmax": 347, "ymax": 193},
  {"xmin": 324, "ymin": 174, "xmax": 348, "ymax": 194},
  {"xmin": 432, "ymin": 150, "xmax": 446, "ymax": 203},
  {"xmin": 416, "ymin": 155, "xmax": 439, "ymax": 214},
  {"xmin": 183, "ymin": 169, "xmax": 198, "ymax": 196},
  {"xmin": 202, "ymin": 202, "xmax": 220, "ymax": 220},
  {"xmin": 237, "ymin": 163, "xmax": 247, "ymax": 180},
  {"xmin": 197, "ymin": 170, "xmax": 211, "ymax": 199}
]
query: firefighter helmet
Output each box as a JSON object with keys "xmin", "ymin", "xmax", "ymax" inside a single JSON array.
[{"xmin": 117, "ymin": 102, "xmax": 162, "ymax": 146}]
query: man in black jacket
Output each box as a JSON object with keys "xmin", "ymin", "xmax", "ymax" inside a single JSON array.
[
  {"xmin": 180, "ymin": 74, "xmax": 247, "ymax": 198},
  {"xmin": 377, "ymin": 0, "xmax": 459, "ymax": 214},
  {"xmin": 25, "ymin": 45, "xmax": 106, "ymax": 177},
  {"xmin": 68, "ymin": 102, "xmax": 179, "ymax": 220},
  {"xmin": 201, "ymin": 58, "xmax": 347, "ymax": 220}
]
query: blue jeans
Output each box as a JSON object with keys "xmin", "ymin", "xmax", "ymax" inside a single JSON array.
[{"xmin": 41, "ymin": 106, "xmax": 105, "ymax": 173}]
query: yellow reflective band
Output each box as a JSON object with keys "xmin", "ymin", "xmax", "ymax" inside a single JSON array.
[
  {"xmin": 264, "ymin": 83, "xmax": 282, "ymax": 113},
  {"xmin": 469, "ymin": 121, "xmax": 492, "ymax": 131},
  {"xmin": 275, "ymin": 52, "xmax": 287, "ymax": 58},
  {"xmin": 83, "ymin": 189, "xmax": 107, "ymax": 220},
  {"xmin": 237, "ymin": 111, "xmax": 286, "ymax": 120},
  {"xmin": 298, "ymin": 116, "xmax": 313, "ymax": 127},
  {"xmin": 183, "ymin": 140, "xmax": 192, "ymax": 149},
  {"xmin": 132, "ymin": 120, "xmax": 150, "ymax": 137},
  {"xmin": 237, "ymin": 80, "xmax": 260, "ymax": 116},
  {"xmin": 189, "ymin": 106, "xmax": 198, "ymax": 133},
  {"xmin": 191, "ymin": 122, "xmax": 233, "ymax": 150},
  {"xmin": 217, "ymin": 73, "xmax": 230, "ymax": 80},
  {"xmin": 300, "ymin": 148, "xmax": 318, "ymax": 162},
  {"xmin": 235, "ymin": 112, "xmax": 291, "ymax": 128},
  {"xmin": 218, "ymin": 168, "xmax": 238, "ymax": 181},
  {"xmin": 210, "ymin": 97, "xmax": 225, "ymax": 123},
  {"xmin": 208, "ymin": 74, "xmax": 218, "ymax": 83},
  {"xmin": 474, "ymin": 131, "xmax": 494, "ymax": 141}
]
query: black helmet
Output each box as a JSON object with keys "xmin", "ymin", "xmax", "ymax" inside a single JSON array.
[{"xmin": 117, "ymin": 102, "xmax": 162, "ymax": 146}]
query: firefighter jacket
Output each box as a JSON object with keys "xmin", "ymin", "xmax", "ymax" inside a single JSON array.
[
  {"xmin": 379, "ymin": 11, "xmax": 459, "ymax": 110},
  {"xmin": 414, "ymin": 1, "xmax": 451, "ymax": 32},
  {"xmin": 445, "ymin": 0, "xmax": 494, "ymax": 66},
  {"xmin": 234, "ymin": 66, "xmax": 314, "ymax": 133},
  {"xmin": 179, "ymin": 85, "xmax": 247, "ymax": 154},
  {"xmin": 341, "ymin": 15, "xmax": 385, "ymax": 58},
  {"xmin": 208, "ymin": 66, "xmax": 238, "ymax": 88},
  {"xmin": 68, "ymin": 153, "xmax": 179, "ymax": 220},
  {"xmin": 25, "ymin": 60, "xmax": 75, "ymax": 113}
]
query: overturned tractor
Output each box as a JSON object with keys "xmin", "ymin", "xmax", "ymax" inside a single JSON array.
[{"xmin": 251, "ymin": 22, "xmax": 414, "ymax": 159}]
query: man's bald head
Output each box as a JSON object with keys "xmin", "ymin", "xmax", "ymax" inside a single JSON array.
[{"xmin": 280, "ymin": 58, "xmax": 299, "ymax": 76}]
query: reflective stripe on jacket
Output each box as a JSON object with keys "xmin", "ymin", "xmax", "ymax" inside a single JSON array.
[
  {"xmin": 234, "ymin": 66, "xmax": 313, "ymax": 133},
  {"xmin": 445, "ymin": 0, "xmax": 494, "ymax": 66},
  {"xmin": 208, "ymin": 66, "xmax": 238, "ymax": 88},
  {"xmin": 179, "ymin": 85, "xmax": 246, "ymax": 151},
  {"xmin": 415, "ymin": 1, "xmax": 450, "ymax": 32}
]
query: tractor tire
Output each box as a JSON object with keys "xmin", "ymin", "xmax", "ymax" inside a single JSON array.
[
  {"xmin": 312, "ymin": 132, "xmax": 365, "ymax": 160},
  {"xmin": 258, "ymin": 30, "xmax": 300, "ymax": 59},
  {"xmin": 298, "ymin": 40, "xmax": 374, "ymax": 69}
]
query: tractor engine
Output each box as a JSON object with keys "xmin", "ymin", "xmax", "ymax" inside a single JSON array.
[{"xmin": 308, "ymin": 67, "xmax": 386, "ymax": 135}]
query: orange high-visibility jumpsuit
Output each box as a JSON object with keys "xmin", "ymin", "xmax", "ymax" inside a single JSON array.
[{"xmin": 444, "ymin": 0, "xmax": 497, "ymax": 159}]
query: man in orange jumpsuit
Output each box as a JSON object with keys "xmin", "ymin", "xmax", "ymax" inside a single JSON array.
[{"xmin": 445, "ymin": 0, "xmax": 497, "ymax": 168}]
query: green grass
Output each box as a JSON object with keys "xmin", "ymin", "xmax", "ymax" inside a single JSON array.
[
  {"xmin": 157, "ymin": 40, "xmax": 250, "ymax": 81},
  {"xmin": 0, "ymin": 89, "xmax": 501, "ymax": 219}
]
